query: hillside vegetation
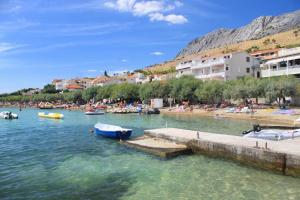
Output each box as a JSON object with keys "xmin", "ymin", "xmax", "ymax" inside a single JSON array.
[{"xmin": 145, "ymin": 28, "xmax": 300, "ymax": 74}]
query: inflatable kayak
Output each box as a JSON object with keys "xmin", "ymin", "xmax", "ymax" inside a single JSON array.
[{"xmin": 38, "ymin": 112, "xmax": 64, "ymax": 119}]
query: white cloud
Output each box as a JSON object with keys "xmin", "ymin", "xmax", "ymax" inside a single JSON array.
[
  {"xmin": 151, "ymin": 51, "xmax": 164, "ymax": 56},
  {"xmin": 174, "ymin": 1, "xmax": 183, "ymax": 8},
  {"xmin": 149, "ymin": 13, "xmax": 187, "ymax": 24},
  {"xmin": 104, "ymin": 0, "xmax": 136, "ymax": 12},
  {"xmin": 133, "ymin": 1, "xmax": 164, "ymax": 16},
  {"xmin": 122, "ymin": 59, "xmax": 127, "ymax": 62},
  {"xmin": 104, "ymin": 0, "xmax": 187, "ymax": 24},
  {"xmin": 87, "ymin": 69, "xmax": 97, "ymax": 72},
  {"xmin": 0, "ymin": 43, "xmax": 22, "ymax": 53}
]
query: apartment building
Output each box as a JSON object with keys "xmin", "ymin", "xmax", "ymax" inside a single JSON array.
[
  {"xmin": 260, "ymin": 47, "xmax": 300, "ymax": 78},
  {"xmin": 176, "ymin": 52, "xmax": 260, "ymax": 81}
]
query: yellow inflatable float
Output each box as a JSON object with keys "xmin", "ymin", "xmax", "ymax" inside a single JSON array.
[{"xmin": 38, "ymin": 112, "xmax": 64, "ymax": 119}]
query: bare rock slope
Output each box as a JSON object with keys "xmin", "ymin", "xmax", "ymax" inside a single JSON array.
[{"xmin": 177, "ymin": 10, "xmax": 300, "ymax": 57}]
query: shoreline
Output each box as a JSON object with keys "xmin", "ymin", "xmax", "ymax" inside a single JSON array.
[
  {"xmin": 2, "ymin": 104, "xmax": 300, "ymax": 127},
  {"xmin": 160, "ymin": 108, "xmax": 300, "ymax": 127}
]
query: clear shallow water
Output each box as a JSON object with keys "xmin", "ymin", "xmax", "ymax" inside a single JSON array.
[{"xmin": 0, "ymin": 108, "xmax": 300, "ymax": 200}]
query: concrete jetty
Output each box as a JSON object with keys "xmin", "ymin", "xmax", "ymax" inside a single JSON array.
[
  {"xmin": 122, "ymin": 135, "xmax": 191, "ymax": 158},
  {"xmin": 142, "ymin": 128, "xmax": 300, "ymax": 177}
]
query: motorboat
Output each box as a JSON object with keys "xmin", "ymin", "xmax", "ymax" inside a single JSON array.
[
  {"xmin": 145, "ymin": 108, "xmax": 160, "ymax": 115},
  {"xmin": 85, "ymin": 109, "xmax": 105, "ymax": 115},
  {"xmin": 0, "ymin": 111, "xmax": 18, "ymax": 119},
  {"xmin": 94, "ymin": 123, "xmax": 132, "ymax": 140},
  {"xmin": 243, "ymin": 125, "xmax": 300, "ymax": 140},
  {"xmin": 38, "ymin": 112, "xmax": 64, "ymax": 119}
]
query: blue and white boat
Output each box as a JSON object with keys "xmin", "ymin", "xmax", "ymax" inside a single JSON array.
[{"xmin": 94, "ymin": 123, "xmax": 132, "ymax": 140}]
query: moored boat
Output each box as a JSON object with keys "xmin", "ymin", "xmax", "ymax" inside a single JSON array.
[
  {"xmin": 85, "ymin": 109, "xmax": 105, "ymax": 115},
  {"xmin": 243, "ymin": 125, "xmax": 300, "ymax": 140},
  {"xmin": 94, "ymin": 123, "xmax": 132, "ymax": 140},
  {"xmin": 0, "ymin": 111, "xmax": 18, "ymax": 119},
  {"xmin": 38, "ymin": 112, "xmax": 64, "ymax": 119}
]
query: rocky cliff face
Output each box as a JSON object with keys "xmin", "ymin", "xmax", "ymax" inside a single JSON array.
[{"xmin": 177, "ymin": 10, "xmax": 300, "ymax": 57}]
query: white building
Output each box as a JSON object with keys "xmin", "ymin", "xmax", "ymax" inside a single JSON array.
[
  {"xmin": 52, "ymin": 79, "xmax": 69, "ymax": 90},
  {"xmin": 260, "ymin": 47, "xmax": 300, "ymax": 78},
  {"xmin": 135, "ymin": 73, "xmax": 150, "ymax": 84},
  {"xmin": 176, "ymin": 52, "xmax": 260, "ymax": 81},
  {"xmin": 176, "ymin": 60, "xmax": 193, "ymax": 78}
]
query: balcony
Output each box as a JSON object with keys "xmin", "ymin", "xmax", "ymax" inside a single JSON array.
[
  {"xmin": 195, "ymin": 72, "xmax": 225, "ymax": 80},
  {"xmin": 192, "ymin": 58, "xmax": 225, "ymax": 69},
  {"xmin": 176, "ymin": 62, "xmax": 194, "ymax": 70},
  {"xmin": 261, "ymin": 65, "xmax": 300, "ymax": 77}
]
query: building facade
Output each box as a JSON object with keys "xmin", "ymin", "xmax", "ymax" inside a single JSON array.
[
  {"xmin": 260, "ymin": 47, "xmax": 300, "ymax": 78},
  {"xmin": 176, "ymin": 52, "xmax": 260, "ymax": 81}
]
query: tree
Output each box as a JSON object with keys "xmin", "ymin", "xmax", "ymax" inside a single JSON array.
[
  {"xmin": 104, "ymin": 70, "xmax": 109, "ymax": 77},
  {"xmin": 63, "ymin": 91, "xmax": 83, "ymax": 104},
  {"xmin": 244, "ymin": 77, "xmax": 265, "ymax": 104},
  {"xmin": 264, "ymin": 76, "xmax": 299, "ymax": 107},
  {"xmin": 42, "ymin": 84, "xmax": 58, "ymax": 94},
  {"xmin": 139, "ymin": 81, "xmax": 171, "ymax": 100},
  {"xmin": 111, "ymin": 83, "xmax": 139, "ymax": 101},
  {"xmin": 82, "ymin": 87, "xmax": 98, "ymax": 102},
  {"xmin": 170, "ymin": 76, "xmax": 201, "ymax": 103},
  {"xmin": 263, "ymin": 38, "xmax": 271, "ymax": 45},
  {"xmin": 195, "ymin": 80, "xmax": 224, "ymax": 104}
]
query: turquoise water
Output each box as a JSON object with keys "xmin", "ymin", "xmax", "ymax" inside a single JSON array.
[{"xmin": 1, "ymin": 108, "xmax": 300, "ymax": 200}]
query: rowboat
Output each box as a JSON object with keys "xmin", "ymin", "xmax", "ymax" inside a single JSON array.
[
  {"xmin": 0, "ymin": 111, "xmax": 18, "ymax": 119},
  {"xmin": 38, "ymin": 112, "xmax": 64, "ymax": 119},
  {"xmin": 94, "ymin": 123, "xmax": 132, "ymax": 140}
]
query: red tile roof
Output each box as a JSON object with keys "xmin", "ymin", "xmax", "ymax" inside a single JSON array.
[{"xmin": 66, "ymin": 84, "xmax": 84, "ymax": 89}]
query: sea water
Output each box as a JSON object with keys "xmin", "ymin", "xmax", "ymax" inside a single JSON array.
[{"xmin": 0, "ymin": 108, "xmax": 300, "ymax": 200}]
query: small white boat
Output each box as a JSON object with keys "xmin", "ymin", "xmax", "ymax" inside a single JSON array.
[
  {"xmin": 0, "ymin": 111, "xmax": 18, "ymax": 119},
  {"xmin": 243, "ymin": 129, "xmax": 300, "ymax": 140},
  {"xmin": 94, "ymin": 123, "xmax": 132, "ymax": 140},
  {"xmin": 85, "ymin": 110, "xmax": 105, "ymax": 115}
]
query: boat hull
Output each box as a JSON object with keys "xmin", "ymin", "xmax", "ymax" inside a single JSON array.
[
  {"xmin": 244, "ymin": 129, "xmax": 300, "ymax": 140},
  {"xmin": 85, "ymin": 112, "xmax": 105, "ymax": 115},
  {"xmin": 94, "ymin": 128, "xmax": 132, "ymax": 140}
]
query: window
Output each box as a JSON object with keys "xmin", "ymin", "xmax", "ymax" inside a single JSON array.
[
  {"xmin": 246, "ymin": 68, "xmax": 250, "ymax": 73},
  {"xmin": 226, "ymin": 66, "xmax": 229, "ymax": 71},
  {"xmin": 246, "ymin": 57, "xmax": 250, "ymax": 62}
]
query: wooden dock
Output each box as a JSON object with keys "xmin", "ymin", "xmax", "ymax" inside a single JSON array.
[{"xmin": 124, "ymin": 128, "xmax": 300, "ymax": 177}]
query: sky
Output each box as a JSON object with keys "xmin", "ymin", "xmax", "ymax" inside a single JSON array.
[{"xmin": 0, "ymin": 0, "xmax": 300, "ymax": 93}]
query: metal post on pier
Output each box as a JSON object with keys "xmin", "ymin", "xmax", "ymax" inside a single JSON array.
[
  {"xmin": 197, "ymin": 131, "xmax": 200, "ymax": 139},
  {"xmin": 265, "ymin": 142, "xmax": 268, "ymax": 149},
  {"xmin": 255, "ymin": 141, "xmax": 258, "ymax": 148}
]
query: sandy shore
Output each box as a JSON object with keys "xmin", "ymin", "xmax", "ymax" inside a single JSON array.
[{"xmin": 160, "ymin": 108, "xmax": 300, "ymax": 127}]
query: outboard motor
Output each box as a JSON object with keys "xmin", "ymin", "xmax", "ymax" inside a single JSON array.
[
  {"xmin": 253, "ymin": 124, "xmax": 262, "ymax": 132},
  {"xmin": 242, "ymin": 124, "xmax": 262, "ymax": 135},
  {"xmin": 8, "ymin": 112, "xmax": 13, "ymax": 120}
]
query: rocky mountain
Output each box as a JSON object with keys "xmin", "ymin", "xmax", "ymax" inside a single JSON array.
[{"xmin": 177, "ymin": 9, "xmax": 300, "ymax": 57}]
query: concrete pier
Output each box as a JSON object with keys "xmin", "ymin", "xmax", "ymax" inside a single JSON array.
[
  {"xmin": 121, "ymin": 135, "xmax": 191, "ymax": 158},
  {"xmin": 144, "ymin": 128, "xmax": 300, "ymax": 177}
]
